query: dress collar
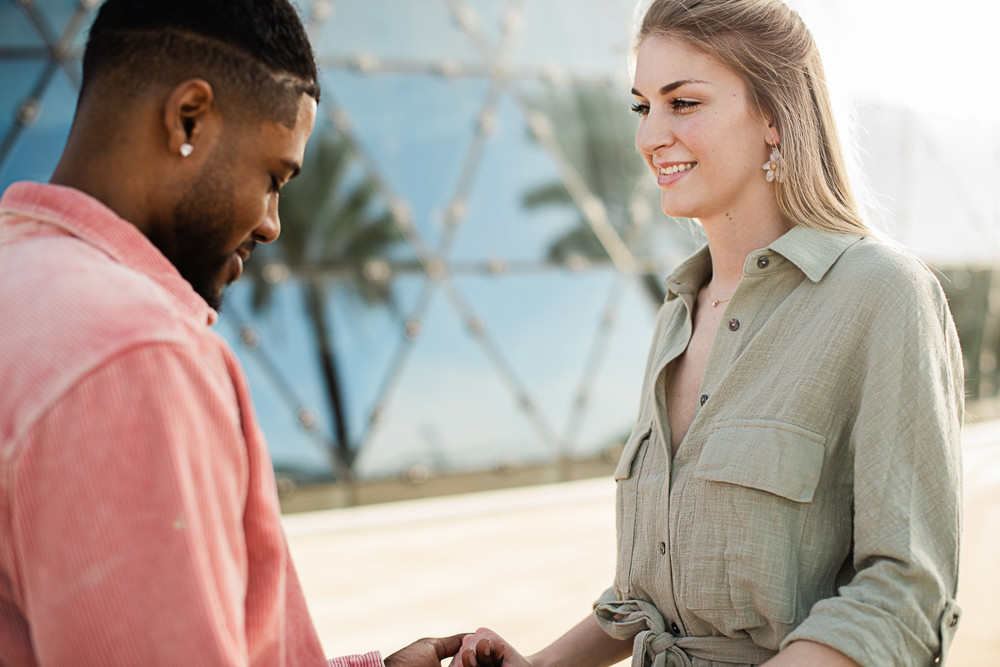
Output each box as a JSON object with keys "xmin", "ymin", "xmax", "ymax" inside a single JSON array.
[{"xmin": 0, "ymin": 181, "xmax": 217, "ymax": 325}]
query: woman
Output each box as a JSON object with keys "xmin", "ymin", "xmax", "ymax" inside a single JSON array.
[{"xmin": 457, "ymin": 1, "xmax": 964, "ymax": 666}]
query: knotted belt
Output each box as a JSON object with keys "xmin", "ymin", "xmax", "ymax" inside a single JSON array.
[{"xmin": 595, "ymin": 597, "xmax": 778, "ymax": 667}]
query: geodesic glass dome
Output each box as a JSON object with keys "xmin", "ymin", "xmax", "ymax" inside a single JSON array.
[{"xmin": 0, "ymin": 0, "xmax": 701, "ymax": 484}]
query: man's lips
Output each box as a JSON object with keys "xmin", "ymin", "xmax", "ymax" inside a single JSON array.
[{"xmin": 226, "ymin": 243, "xmax": 255, "ymax": 284}]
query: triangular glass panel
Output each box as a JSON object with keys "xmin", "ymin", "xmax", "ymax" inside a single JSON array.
[
  {"xmin": 0, "ymin": 60, "xmax": 49, "ymax": 157},
  {"xmin": 511, "ymin": 0, "xmax": 634, "ymax": 75},
  {"xmin": 449, "ymin": 269, "xmax": 621, "ymax": 441},
  {"xmin": 446, "ymin": 90, "xmax": 587, "ymax": 265},
  {"xmin": 322, "ymin": 70, "xmax": 489, "ymax": 248},
  {"xmin": 326, "ymin": 272, "xmax": 434, "ymax": 451},
  {"xmin": 0, "ymin": 67, "xmax": 76, "ymax": 191},
  {"xmin": 0, "ymin": 2, "xmax": 45, "ymax": 47},
  {"xmin": 461, "ymin": 0, "xmax": 511, "ymax": 48},
  {"xmin": 33, "ymin": 0, "xmax": 86, "ymax": 45},
  {"xmin": 568, "ymin": 277, "xmax": 659, "ymax": 458},
  {"xmin": 217, "ymin": 281, "xmax": 341, "ymax": 478},
  {"xmin": 219, "ymin": 280, "xmax": 335, "ymax": 441},
  {"xmin": 310, "ymin": 0, "xmax": 483, "ymax": 65},
  {"xmin": 353, "ymin": 289, "xmax": 553, "ymax": 479}
]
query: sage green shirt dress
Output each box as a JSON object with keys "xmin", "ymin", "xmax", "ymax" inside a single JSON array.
[{"xmin": 596, "ymin": 226, "xmax": 964, "ymax": 667}]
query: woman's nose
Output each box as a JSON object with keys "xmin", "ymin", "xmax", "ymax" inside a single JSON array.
[{"xmin": 636, "ymin": 111, "xmax": 675, "ymax": 157}]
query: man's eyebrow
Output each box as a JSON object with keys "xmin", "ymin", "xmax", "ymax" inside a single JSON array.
[{"xmin": 631, "ymin": 78, "xmax": 711, "ymax": 98}]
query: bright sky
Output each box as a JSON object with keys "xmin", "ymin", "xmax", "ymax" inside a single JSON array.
[{"xmin": 791, "ymin": 0, "xmax": 1000, "ymax": 123}]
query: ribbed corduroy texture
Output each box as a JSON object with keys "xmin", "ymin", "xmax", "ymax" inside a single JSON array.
[
  {"xmin": 603, "ymin": 227, "xmax": 964, "ymax": 667},
  {"xmin": 0, "ymin": 182, "xmax": 382, "ymax": 667}
]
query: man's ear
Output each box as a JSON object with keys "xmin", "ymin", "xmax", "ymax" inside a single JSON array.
[{"xmin": 163, "ymin": 79, "xmax": 217, "ymax": 158}]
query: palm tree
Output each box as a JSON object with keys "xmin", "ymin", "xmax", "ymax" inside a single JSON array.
[
  {"xmin": 244, "ymin": 125, "xmax": 404, "ymax": 473},
  {"xmin": 523, "ymin": 85, "xmax": 702, "ymax": 304}
]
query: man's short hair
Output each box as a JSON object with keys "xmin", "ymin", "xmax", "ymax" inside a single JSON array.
[{"xmin": 81, "ymin": 0, "xmax": 320, "ymax": 127}]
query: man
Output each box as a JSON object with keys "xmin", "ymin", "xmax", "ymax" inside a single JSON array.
[{"xmin": 0, "ymin": 1, "xmax": 490, "ymax": 665}]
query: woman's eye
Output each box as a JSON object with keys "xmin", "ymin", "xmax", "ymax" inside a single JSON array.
[
  {"xmin": 671, "ymin": 99, "xmax": 700, "ymax": 111},
  {"xmin": 630, "ymin": 103, "xmax": 650, "ymax": 117}
]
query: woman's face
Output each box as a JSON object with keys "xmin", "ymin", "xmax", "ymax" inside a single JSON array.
[{"xmin": 632, "ymin": 35, "xmax": 775, "ymax": 221}]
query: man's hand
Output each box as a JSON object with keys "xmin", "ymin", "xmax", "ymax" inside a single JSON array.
[{"xmin": 385, "ymin": 634, "xmax": 467, "ymax": 667}]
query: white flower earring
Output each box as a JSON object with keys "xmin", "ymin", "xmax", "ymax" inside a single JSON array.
[
  {"xmin": 763, "ymin": 143, "xmax": 783, "ymax": 183},
  {"xmin": 180, "ymin": 143, "xmax": 194, "ymax": 157}
]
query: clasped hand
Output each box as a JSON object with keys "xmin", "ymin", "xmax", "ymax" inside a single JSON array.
[{"xmin": 384, "ymin": 628, "xmax": 519, "ymax": 667}]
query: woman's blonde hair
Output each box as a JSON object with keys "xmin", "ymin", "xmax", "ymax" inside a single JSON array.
[{"xmin": 634, "ymin": 0, "xmax": 874, "ymax": 237}]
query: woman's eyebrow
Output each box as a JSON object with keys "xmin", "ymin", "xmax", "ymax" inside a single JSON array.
[{"xmin": 631, "ymin": 78, "xmax": 711, "ymax": 98}]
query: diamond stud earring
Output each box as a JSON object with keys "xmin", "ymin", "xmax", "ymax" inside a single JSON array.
[{"xmin": 180, "ymin": 143, "xmax": 194, "ymax": 157}]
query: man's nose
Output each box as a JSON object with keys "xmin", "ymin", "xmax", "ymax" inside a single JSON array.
[{"xmin": 254, "ymin": 198, "xmax": 281, "ymax": 244}]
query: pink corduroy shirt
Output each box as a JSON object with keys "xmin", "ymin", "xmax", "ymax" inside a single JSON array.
[{"xmin": 0, "ymin": 182, "xmax": 382, "ymax": 667}]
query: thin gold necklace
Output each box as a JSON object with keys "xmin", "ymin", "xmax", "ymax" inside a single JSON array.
[{"xmin": 707, "ymin": 285, "xmax": 731, "ymax": 307}]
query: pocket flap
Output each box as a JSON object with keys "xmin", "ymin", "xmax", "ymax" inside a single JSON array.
[
  {"xmin": 694, "ymin": 420, "xmax": 826, "ymax": 502},
  {"xmin": 614, "ymin": 421, "xmax": 653, "ymax": 480}
]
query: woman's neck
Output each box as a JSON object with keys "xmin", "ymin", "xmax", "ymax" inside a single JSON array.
[{"xmin": 698, "ymin": 194, "xmax": 792, "ymax": 299}]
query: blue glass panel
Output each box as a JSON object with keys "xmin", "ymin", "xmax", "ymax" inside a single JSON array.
[
  {"xmin": 569, "ymin": 278, "xmax": 658, "ymax": 457},
  {"xmin": 0, "ymin": 67, "xmax": 75, "ymax": 191},
  {"xmin": 311, "ymin": 0, "xmax": 481, "ymax": 63},
  {"xmin": 0, "ymin": 0, "xmax": 45, "ymax": 47},
  {"xmin": 34, "ymin": 0, "xmax": 84, "ymax": 41},
  {"xmin": 448, "ymin": 91, "xmax": 581, "ymax": 263},
  {"xmin": 219, "ymin": 280, "xmax": 338, "ymax": 466},
  {"xmin": 512, "ymin": 0, "xmax": 634, "ymax": 75},
  {"xmin": 327, "ymin": 273, "xmax": 425, "ymax": 447},
  {"xmin": 354, "ymin": 288, "xmax": 552, "ymax": 479},
  {"xmin": 217, "ymin": 311, "xmax": 333, "ymax": 478},
  {"xmin": 322, "ymin": 71, "xmax": 489, "ymax": 247},
  {"xmin": 451, "ymin": 269, "xmax": 619, "ymax": 435},
  {"xmin": 0, "ymin": 59, "xmax": 48, "ymax": 153},
  {"xmin": 464, "ymin": 0, "xmax": 510, "ymax": 46}
]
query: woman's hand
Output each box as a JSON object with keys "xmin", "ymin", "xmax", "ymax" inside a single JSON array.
[
  {"xmin": 761, "ymin": 640, "xmax": 860, "ymax": 667},
  {"xmin": 449, "ymin": 629, "xmax": 531, "ymax": 667}
]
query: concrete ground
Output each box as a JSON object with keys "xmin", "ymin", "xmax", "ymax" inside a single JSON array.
[{"xmin": 284, "ymin": 423, "xmax": 1000, "ymax": 666}]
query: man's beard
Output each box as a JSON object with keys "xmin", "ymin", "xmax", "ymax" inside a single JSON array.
[{"xmin": 148, "ymin": 175, "xmax": 238, "ymax": 312}]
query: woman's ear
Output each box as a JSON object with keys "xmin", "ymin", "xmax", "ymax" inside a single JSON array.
[{"xmin": 766, "ymin": 119, "xmax": 781, "ymax": 146}]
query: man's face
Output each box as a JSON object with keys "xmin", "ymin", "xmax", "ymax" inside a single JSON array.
[{"xmin": 161, "ymin": 93, "xmax": 317, "ymax": 310}]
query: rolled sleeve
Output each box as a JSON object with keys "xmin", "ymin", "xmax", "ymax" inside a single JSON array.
[
  {"xmin": 328, "ymin": 651, "xmax": 385, "ymax": 667},
  {"xmin": 782, "ymin": 267, "xmax": 964, "ymax": 666}
]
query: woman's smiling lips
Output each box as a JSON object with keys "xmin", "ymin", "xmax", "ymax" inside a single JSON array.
[{"xmin": 654, "ymin": 161, "xmax": 697, "ymax": 186}]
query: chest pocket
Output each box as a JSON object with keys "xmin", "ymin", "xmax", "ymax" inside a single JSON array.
[
  {"xmin": 681, "ymin": 419, "xmax": 827, "ymax": 625},
  {"xmin": 615, "ymin": 421, "xmax": 653, "ymax": 481},
  {"xmin": 694, "ymin": 419, "xmax": 826, "ymax": 502}
]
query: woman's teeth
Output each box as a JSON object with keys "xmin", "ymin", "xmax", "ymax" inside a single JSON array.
[{"xmin": 659, "ymin": 163, "xmax": 695, "ymax": 175}]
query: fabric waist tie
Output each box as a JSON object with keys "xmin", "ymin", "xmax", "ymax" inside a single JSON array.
[{"xmin": 595, "ymin": 598, "xmax": 779, "ymax": 667}]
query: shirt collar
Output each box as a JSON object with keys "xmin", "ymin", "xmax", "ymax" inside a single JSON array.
[
  {"xmin": 767, "ymin": 225, "xmax": 861, "ymax": 283},
  {"xmin": 0, "ymin": 181, "xmax": 217, "ymax": 325},
  {"xmin": 663, "ymin": 225, "xmax": 862, "ymax": 301}
]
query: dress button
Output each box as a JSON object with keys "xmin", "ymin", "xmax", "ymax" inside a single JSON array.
[
  {"xmin": 728, "ymin": 318, "xmax": 740, "ymax": 331},
  {"xmin": 757, "ymin": 255, "xmax": 769, "ymax": 269},
  {"xmin": 670, "ymin": 622, "xmax": 681, "ymax": 635},
  {"xmin": 699, "ymin": 394, "xmax": 708, "ymax": 406},
  {"xmin": 659, "ymin": 542, "xmax": 666, "ymax": 555}
]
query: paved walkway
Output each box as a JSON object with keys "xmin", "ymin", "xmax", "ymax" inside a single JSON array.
[{"xmin": 284, "ymin": 424, "xmax": 1000, "ymax": 665}]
